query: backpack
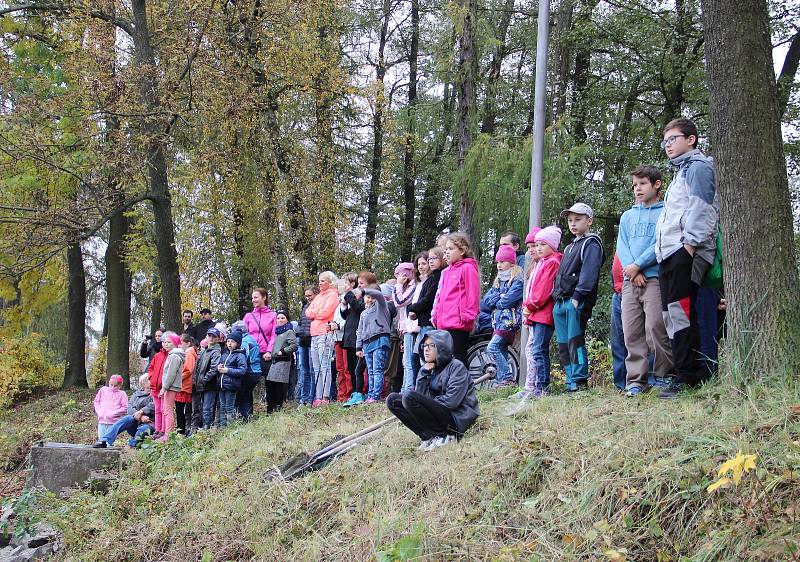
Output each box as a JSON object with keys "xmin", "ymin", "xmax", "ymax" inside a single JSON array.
[{"xmin": 702, "ymin": 225, "xmax": 723, "ymax": 289}]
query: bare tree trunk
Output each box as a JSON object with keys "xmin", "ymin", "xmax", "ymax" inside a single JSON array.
[
  {"xmin": 64, "ymin": 242, "xmax": 87, "ymax": 388},
  {"xmin": 131, "ymin": 0, "xmax": 181, "ymax": 331},
  {"xmin": 702, "ymin": 0, "xmax": 800, "ymax": 376},
  {"xmin": 149, "ymin": 272, "xmax": 162, "ymax": 334},
  {"xmin": 456, "ymin": 0, "xmax": 478, "ymax": 244},
  {"xmin": 399, "ymin": 0, "xmax": 419, "ymax": 262},
  {"xmin": 106, "ymin": 211, "xmax": 132, "ymax": 386},
  {"xmin": 551, "ymin": 0, "xmax": 575, "ymax": 122},
  {"xmin": 480, "ymin": 0, "xmax": 514, "ymax": 135},
  {"xmin": 777, "ymin": 31, "xmax": 800, "ymax": 119}
]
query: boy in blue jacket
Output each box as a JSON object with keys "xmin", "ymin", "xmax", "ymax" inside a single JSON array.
[
  {"xmin": 617, "ymin": 165, "xmax": 674, "ymax": 396},
  {"xmin": 217, "ymin": 331, "xmax": 248, "ymax": 427},
  {"xmin": 552, "ymin": 203, "xmax": 605, "ymax": 392}
]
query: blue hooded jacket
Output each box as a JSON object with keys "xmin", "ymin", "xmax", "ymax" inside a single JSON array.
[
  {"xmin": 217, "ymin": 348, "xmax": 247, "ymax": 391},
  {"xmin": 616, "ymin": 201, "xmax": 664, "ymax": 280}
]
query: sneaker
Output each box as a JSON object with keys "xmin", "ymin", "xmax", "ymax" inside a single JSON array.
[
  {"xmin": 311, "ymin": 399, "xmax": 322, "ymax": 408},
  {"xmin": 343, "ymin": 392, "xmax": 365, "ymax": 407},
  {"xmin": 659, "ymin": 382, "xmax": 687, "ymax": 400},
  {"xmin": 365, "ymin": 398, "xmax": 378, "ymax": 404},
  {"xmin": 565, "ymin": 381, "xmax": 589, "ymax": 393},
  {"xmin": 91, "ymin": 441, "xmax": 107, "ymax": 448},
  {"xmin": 625, "ymin": 385, "xmax": 647, "ymax": 397},
  {"xmin": 418, "ymin": 438, "xmax": 434, "ymax": 451},
  {"xmin": 319, "ymin": 399, "xmax": 330, "ymax": 406},
  {"xmin": 429, "ymin": 435, "xmax": 456, "ymax": 449}
]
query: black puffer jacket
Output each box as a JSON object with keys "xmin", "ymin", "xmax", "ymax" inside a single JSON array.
[
  {"xmin": 414, "ymin": 330, "xmax": 480, "ymax": 435},
  {"xmin": 340, "ymin": 290, "xmax": 365, "ymax": 349},
  {"xmin": 407, "ymin": 269, "xmax": 441, "ymax": 327},
  {"xmin": 297, "ymin": 301, "xmax": 313, "ymax": 347}
]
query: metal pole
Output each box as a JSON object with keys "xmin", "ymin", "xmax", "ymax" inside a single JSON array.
[{"xmin": 520, "ymin": 0, "xmax": 550, "ymax": 385}]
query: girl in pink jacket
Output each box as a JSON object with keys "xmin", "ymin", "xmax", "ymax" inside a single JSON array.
[
  {"xmin": 305, "ymin": 271, "xmax": 340, "ymax": 405},
  {"xmin": 94, "ymin": 375, "xmax": 128, "ymax": 440},
  {"xmin": 516, "ymin": 226, "xmax": 562, "ymax": 398},
  {"xmin": 431, "ymin": 232, "xmax": 480, "ymax": 366}
]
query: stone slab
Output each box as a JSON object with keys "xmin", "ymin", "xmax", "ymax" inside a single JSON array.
[{"xmin": 25, "ymin": 442, "xmax": 120, "ymax": 493}]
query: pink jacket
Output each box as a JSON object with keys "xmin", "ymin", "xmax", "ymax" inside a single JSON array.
[
  {"xmin": 305, "ymin": 287, "xmax": 339, "ymax": 336},
  {"xmin": 93, "ymin": 386, "xmax": 128, "ymax": 424},
  {"xmin": 244, "ymin": 306, "xmax": 277, "ymax": 353},
  {"xmin": 522, "ymin": 252, "xmax": 562, "ymax": 326},
  {"xmin": 431, "ymin": 257, "xmax": 480, "ymax": 332}
]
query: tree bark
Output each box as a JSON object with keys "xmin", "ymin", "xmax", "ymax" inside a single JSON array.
[
  {"xmin": 399, "ymin": 0, "xmax": 419, "ymax": 262},
  {"xmin": 105, "ymin": 211, "xmax": 131, "ymax": 386},
  {"xmin": 551, "ymin": 0, "xmax": 575, "ymax": 122},
  {"xmin": 480, "ymin": 0, "xmax": 514, "ymax": 135},
  {"xmin": 130, "ymin": 0, "xmax": 182, "ymax": 332},
  {"xmin": 149, "ymin": 272, "xmax": 162, "ymax": 335},
  {"xmin": 63, "ymin": 242, "xmax": 87, "ymax": 388},
  {"xmin": 777, "ymin": 31, "xmax": 800, "ymax": 119},
  {"xmin": 702, "ymin": 0, "xmax": 800, "ymax": 376},
  {"xmin": 456, "ymin": 0, "xmax": 478, "ymax": 244}
]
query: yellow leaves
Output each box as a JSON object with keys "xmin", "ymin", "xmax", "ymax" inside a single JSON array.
[
  {"xmin": 706, "ymin": 450, "xmax": 757, "ymax": 494},
  {"xmin": 604, "ymin": 548, "xmax": 628, "ymax": 561}
]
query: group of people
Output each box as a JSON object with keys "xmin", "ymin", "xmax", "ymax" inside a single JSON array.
[{"xmin": 93, "ymin": 116, "xmax": 721, "ymax": 451}]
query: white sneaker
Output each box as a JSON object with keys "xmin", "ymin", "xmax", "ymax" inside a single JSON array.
[
  {"xmin": 418, "ymin": 438, "xmax": 434, "ymax": 451},
  {"xmin": 430, "ymin": 435, "xmax": 456, "ymax": 449}
]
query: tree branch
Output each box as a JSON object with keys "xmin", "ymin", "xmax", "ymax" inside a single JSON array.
[
  {"xmin": 777, "ymin": 30, "xmax": 800, "ymax": 119},
  {"xmin": 0, "ymin": 2, "xmax": 135, "ymax": 37}
]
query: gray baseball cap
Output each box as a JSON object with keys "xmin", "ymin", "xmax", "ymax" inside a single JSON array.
[{"xmin": 560, "ymin": 202, "xmax": 594, "ymax": 219}]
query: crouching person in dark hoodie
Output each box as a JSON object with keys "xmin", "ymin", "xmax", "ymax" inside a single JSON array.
[{"xmin": 386, "ymin": 330, "xmax": 479, "ymax": 451}]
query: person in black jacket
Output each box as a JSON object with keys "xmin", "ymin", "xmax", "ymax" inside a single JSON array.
[
  {"xmin": 191, "ymin": 308, "xmax": 215, "ymax": 342},
  {"xmin": 297, "ymin": 285, "xmax": 319, "ymax": 406},
  {"xmin": 138, "ymin": 329, "xmax": 164, "ymax": 370},
  {"xmin": 386, "ymin": 330, "xmax": 479, "ymax": 451},
  {"xmin": 341, "ymin": 273, "xmax": 368, "ymax": 406},
  {"xmin": 407, "ymin": 247, "xmax": 444, "ymax": 373}
]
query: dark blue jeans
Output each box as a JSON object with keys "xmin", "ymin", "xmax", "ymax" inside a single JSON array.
[
  {"xmin": 202, "ymin": 390, "xmax": 219, "ymax": 429},
  {"xmin": 297, "ymin": 345, "xmax": 313, "ymax": 404},
  {"xmin": 365, "ymin": 344, "xmax": 389, "ymax": 400},
  {"xmin": 219, "ymin": 390, "xmax": 237, "ymax": 427},
  {"xmin": 525, "ymin": 322, "xmax": 555, "ymax": 391},
  {"xmin": 236, "ymin": 374, "xmax": 260, "ymax": 420},
  {"xmin": 102, "ymin": 415, "xmax": 154, "ymax": 447},
  {"xmin": 611, "ymin": 292, "xmax": 628, "ymax": 390}
]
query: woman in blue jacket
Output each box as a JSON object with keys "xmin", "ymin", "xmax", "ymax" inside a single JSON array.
[{"xmin": 217, "ymin": 331, "xmax": 248, "ymax": 427}]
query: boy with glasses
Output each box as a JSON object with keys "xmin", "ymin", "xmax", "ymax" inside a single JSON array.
[{"xmin": 655, "ymin": 117, "xmax": 719, "ymax": 399}]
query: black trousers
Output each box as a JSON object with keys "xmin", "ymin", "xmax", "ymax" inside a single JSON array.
[
  {"xmin": 259, "ymin": 357, "xmax": 272, "ymax": 401},
  {"xmin": 386, "ymin": 391, "xmax": 456, "ymax": 441},
  {"xmin": 351, "ymin": 354, "xmax": 366, "ymax": 395},
  {"xmin": 660, "ymin": 248, "xmax": 709, "ymax": 385},
  {"xmin": 265, "ymin": 380, "xmax": 286, "ymax": 413},
  {"xmin": 175, "ymin": 401, "xmax": 192, "ymax": 434},
  {"xmin": 236, "ymin": 374, "xmax": 260, "ymax": 420},
  {"xmin": 190, "ymin": 391, "xmax": 203, "ymax": 431},
  {"xmin": 446, "ymin": 329, "xmax": 471, "ymax": 368}
]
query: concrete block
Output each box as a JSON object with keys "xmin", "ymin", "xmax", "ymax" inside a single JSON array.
[{"xmin": 25, "ymin": 443, "xmax": 120, "ymax": 493}]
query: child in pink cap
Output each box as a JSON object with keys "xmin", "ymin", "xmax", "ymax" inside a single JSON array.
[
  {"xmin": 481, "ymin": 245, "xmax": 524, "ymax": 387},
  {"xmin": 94, "ymin": 375, "xmax": 128, "ymax": 440}
]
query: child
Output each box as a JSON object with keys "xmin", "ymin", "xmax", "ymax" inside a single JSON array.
[
  {"xmin": 393, "ymin": 262, "xmax": 417, "ymax": 393},
  {"xmin": 610, "ymin": 253, "xmax": 627, "ymax": 391},
  {"xmin": 93, "ymin": 375, "xmax": 128, "ymax": 440},
  {"xmin": 216, "ymin": 331, "xmax": 247, "ymax": 427},
  {"xmin": 146, "ymin": 338, "xmax": 169, "ymax": 437},
  {"xmin": 481, "ymin": 245, "xmax": 524, "ymax": 387},
  {"xmin": 356, "ymin": 286, "xmax": 392, "ymax": 403},
  {"xmin": 176, "ymin": 334, "xmax": 196, "ymax": 434},
  {"xmin": 331, "ymin": 279, "xmax": 353, "ymax": 403},
  {"xmin": 159, "ymin": 332, "xmax": 185, "ymax": 441},
  {"xmin": 266, "ymin": 310, "xmax": 298, "ymax": 413},
  {"xmin": 94, "ymin": 374, "xmax": 155, "ymax": 448},
  {"xmin": 515, "ymin": 226, "xmax": 562, "ymax": 398},
  {"xmin": 523, "ymin": 227, "xmax": 542, "ymax": 279},
  {"xmin": 552, "ymin": 203, "xmax": 605, "ymax": 391},
  {"xmin": 194, "ymin": 327, "xmax": 223, "ymax": 430},
  {"xmin": 617, "ymin": 165, "xmax": 674, "ymax": 396}
]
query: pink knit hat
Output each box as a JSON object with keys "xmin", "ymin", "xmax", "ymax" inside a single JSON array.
[
  {"xmin": 534, "ymin": 226, "xmax": 562, "ymax": 252},
  {"xmin": 495, "ymin": 245, "xmax": 517, "ymax": 264},
  {"xmin": 524, "ymin": 227, "xmax": 542, "ymax": 245},
  {"xmin": 394, "ymin": 262, "xmax": 415, "ymax": 279}
]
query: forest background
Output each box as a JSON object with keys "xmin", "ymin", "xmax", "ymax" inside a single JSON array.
[{"xmin": 0, "ymin": 0, "xmax": 799, "ymax": 394}]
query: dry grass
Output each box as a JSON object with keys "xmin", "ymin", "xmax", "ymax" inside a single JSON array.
[{"xmin": 17, "ymin": 377, "xmax": 800, "ymax": 561}]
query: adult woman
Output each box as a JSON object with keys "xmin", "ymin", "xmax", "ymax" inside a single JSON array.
[
  {"xmin": 408, "ymin": 248, "xmax": 443, "ymax": 379},
  {"xmin": 331, "ymin": 275, "xmax": 356, "ymax": 402},
  {"xmin": 305, "ymin": 271, "xmax": 340, "ymax": 406},
  {"xmin": 431, "ymin": 233, "xmax": 480, "ymax": 366},
  {"xmin": 265, "ymin": 310, "xmax": 297, "ymax": 413},
  {"xmin": 243, "ymin": 288, "xmax": 277, "ymax": 400},
  {"xmin": 385, "ymin": 330, "xmax": 479, "ymax": 451},
  {"xmin": 393, "ymin": 263, "xmax": 417, "ymax": 393}
]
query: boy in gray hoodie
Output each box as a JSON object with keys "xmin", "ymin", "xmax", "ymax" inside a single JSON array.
[
  {"xmin": 655, "ymin": 117, "xmax": 719, "ymax": 398},
  {"xmin": 356, "ymin": 287, "xmax": 392, "ymax": 403}
]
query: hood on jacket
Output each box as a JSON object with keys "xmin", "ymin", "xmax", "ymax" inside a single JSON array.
[
  {"xmin": 669, "ymin": 148, "xmax": 706, "ymax": 170},
  {"xmin": 421, "ymin": 329, "xmax": 454, "ymax": 369},
  {"xmin": 169, "ymin": 347, "xmax": 185, "ymax": 359}
]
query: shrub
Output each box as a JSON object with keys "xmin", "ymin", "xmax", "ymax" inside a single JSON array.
[
  {"xmin": 0, "ymin": 333, "xmax": 63, "ymax": 409},
  {"xmin": 87, "ymin": 337, "xmax": 107, "ymax": 388}
]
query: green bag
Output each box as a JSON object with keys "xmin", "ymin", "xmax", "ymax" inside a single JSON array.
[{"xmin": 702, "ymin": 225, "xmax": 723, "ymax": 288}]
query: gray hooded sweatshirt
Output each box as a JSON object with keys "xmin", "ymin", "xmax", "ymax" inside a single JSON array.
[
  {"xmin": 414, "ymin": 330, "xmax": 480, "ymax": 435},
  {"xmin": 655, "ymin": 148, "xmax": 719, "ymax": 265}
]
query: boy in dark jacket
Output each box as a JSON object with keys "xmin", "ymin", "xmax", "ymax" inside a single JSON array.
[
  {"xmin": 385, "ymin": 330, "xmax": 479, "ymax": 451},
  {"xmin": 552, "ymin": 203, "xmax": 606, "ymax": 392},
  {"xmin": 94, "ymin": 374, "xmax": 155, "ymax": 447},
  {"xmin": 195, "ymin": 328, "xmax": 223, "ymax": 430},
  {"xmin": 217, "ymin": 331, "xmax": 248, "ymax": 427}
]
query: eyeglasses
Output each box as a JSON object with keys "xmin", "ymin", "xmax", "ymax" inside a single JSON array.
[
  {"xmin": 660, "ymin": 134, "xmax": 686, "ymax": 149},
  {"xmin": 422, "ymin": 343, "xmax": 436, "ymax": 350}
]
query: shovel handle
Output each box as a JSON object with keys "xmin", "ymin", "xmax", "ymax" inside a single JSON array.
[{"xmin": 311, "ymin": 417, "xmax": 396, "ymax": 461}]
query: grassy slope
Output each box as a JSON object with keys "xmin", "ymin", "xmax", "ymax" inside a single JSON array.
[{"xmin": 19, "ymin": 379, "xmax": 800, "ymax": 561}]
